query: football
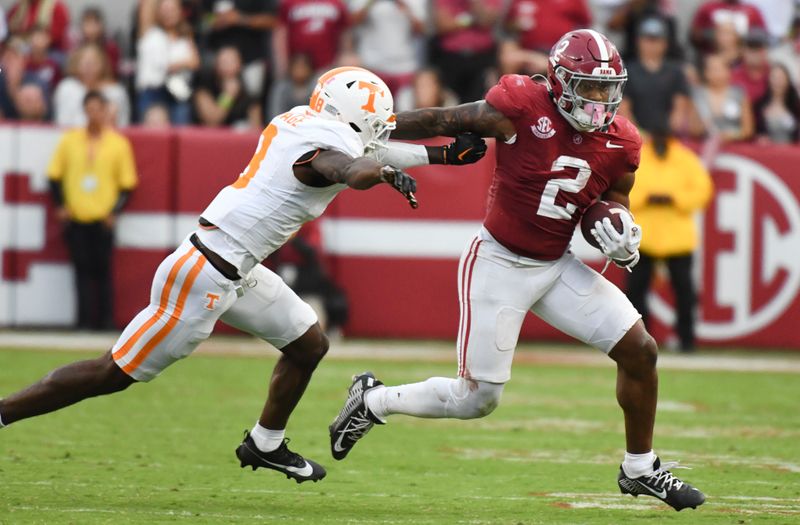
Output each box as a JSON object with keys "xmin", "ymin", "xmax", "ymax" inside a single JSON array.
[{"xmin": 580, "ymin": 200, "xmax": 631, "ymax": 249}]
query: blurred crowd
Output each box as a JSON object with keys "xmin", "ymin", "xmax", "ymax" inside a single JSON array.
[{"xmin": 0, "ymin": 0, "xmax": 796, "ymax": 145}]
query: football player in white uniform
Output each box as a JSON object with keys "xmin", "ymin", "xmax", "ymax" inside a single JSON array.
[{"xmin": 0, "ymin": 67, "xmax": 487, "ymax": 482}]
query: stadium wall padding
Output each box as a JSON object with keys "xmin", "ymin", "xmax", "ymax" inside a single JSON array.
[{"xmin": 1, "ymin": 125, "xmax": 800, "ymax": 349}]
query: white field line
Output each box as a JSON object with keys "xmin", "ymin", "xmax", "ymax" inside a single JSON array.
[{"xmin": 2, "ymin": 331, "xmax": 800, "ymax": 373}]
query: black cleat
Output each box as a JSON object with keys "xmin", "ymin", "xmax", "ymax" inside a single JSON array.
[
  {"xmin": 618, "ymin": 457, "xmax": 706, "ymax": 511},
  {"xmin": 329, "ymin": 372, "xmax": 385, "ymax": 460},
  {"xmin": 235, "ymin": 431, "xmax": 326, "ymax": 483}
]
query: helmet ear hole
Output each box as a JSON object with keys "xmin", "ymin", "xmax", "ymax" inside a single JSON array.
[{"xmin": 349, "ymin": 122, "xmax": 362, "ymax": 133}]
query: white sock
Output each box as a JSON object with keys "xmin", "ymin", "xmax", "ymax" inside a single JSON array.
[
  {"xmin": 364, "ymin": 386, "xmax": 388, "ymax": 422},
  {"xmin": 0, "ymin": 410, "xmax": 5, "ymax": 428},
  {"xmin": 250, "ymin": 423, "xmax": 285, "ymax": 452},
  {"xmin": 622, "ymin": 450, "xmax": 656, "ymax": 478}
]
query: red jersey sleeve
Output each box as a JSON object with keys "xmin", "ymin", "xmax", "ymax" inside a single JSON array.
[{"xmin": 485, "ymin": 74, "xmax": 536, "ymax": 119}]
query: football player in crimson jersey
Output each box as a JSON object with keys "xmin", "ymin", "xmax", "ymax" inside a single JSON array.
[{"xmin": 330, "ymin": 29, "xmax": 706, "ymax": 511}]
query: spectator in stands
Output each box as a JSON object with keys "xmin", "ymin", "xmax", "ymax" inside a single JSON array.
[
  {"xmin": 135, "ymin": 0, "xmax": 200, "ymax": 125},
  {"xmin": 690, "ymin": 0, "xmax": 766, "ymax": 55},
  {"xmin": 194, "ymin": 46, "xmax": 261, "ymax": 129},
  {"xmin": 48, "ymin": 91, "xmax": 138, "ymax": 330},
  {"xmin": 607, "ymin": 0, "xmax": 682, "ymax": 61},
  {"xmin": 6, "ymin": 0, "xmax": 70, "ymax": 54},
  {"xmin": 620, "ymin": 15, "xmax": 690, "ymax": 135},
  {"xmin": 432, "ymin": 0, "xmax": 502, "ymax": 103},
  {"xmin": 54, "ymin": 43, "xmax": 130, "ymax": 127},
  {"xmin": 754, "ymin": 63, "xmax": 800, "ymax": 144},
  {"xmin": 626, "ymin": 126, "xmax": 713, "ymax": 353},
  {"xmin": 24, "ymin": 25, "xmax": 61, "ymax": 96},
  {"xmin": 731, "ymin": 29, "xmax": 770, "ymax": 104},
  {"xmin": 267, "ymin": 53, "xmax": 314, "ymax": 119},
  {"xmin": 395, "ymin": 67, "xmax": 459, "ymax": 112},
  {"xmin": 205, "ymin": 0, "xmax": 278, "ymax": 98},
  {"xmin": 0, "ymin": 37, "xmax": 28, "ymax": 120},
  {"xmin": 499, "ymin": 0, "xmax": 590, "ymax": 76},
  {"xmin": 276, "ymin": 0, "xmax": 350, "ymax": 76},
  {"xmin": 15, "ymin": 82, "xmax": 48, "ymax": 121},
  {"xmin": 711, "ymin": 20, "xmax": 743, "ymax": 67},
  {"xmin": 74, "ymin": 7, "xmax": 121, "ymax": 79},
  {"xmin": 689, "ymin": 53, "xmax": 754, "ymax": 143},
  {"xmin": 349, "ymin": 0, "xmax": 427, "ymax": 95}
]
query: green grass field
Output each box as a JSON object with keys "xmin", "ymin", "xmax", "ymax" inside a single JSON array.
[{"xmin": 1, "ymin": 345, "xmax": 799, "ymax": 524}]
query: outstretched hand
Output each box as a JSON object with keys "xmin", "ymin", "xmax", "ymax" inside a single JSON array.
[
  {"xmin": 444, "ymin": 133, "xmax": 488, "ymax": 165},
  {"xmin": 380, "ymin": 166, "xmax": 418, "ymax": 209}
]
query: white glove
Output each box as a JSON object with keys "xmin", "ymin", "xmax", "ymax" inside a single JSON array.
[{"xmin": 591, "ymin": 211, "xmax": 642, "ymax": 270}]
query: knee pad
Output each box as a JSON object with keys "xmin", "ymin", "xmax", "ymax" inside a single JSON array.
[{"xmin": 447, "ymin": 378, "xmax": 504, "ymax": 419}]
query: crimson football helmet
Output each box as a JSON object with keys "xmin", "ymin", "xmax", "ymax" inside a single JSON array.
[{"xmin": 546, "ymin": 29, "xmax": 627, "ymax": 132}]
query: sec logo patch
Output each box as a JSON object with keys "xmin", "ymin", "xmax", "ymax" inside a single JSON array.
[{"xmin": 532, "ymin": 116, "xmax": 555, "ymax": 139}]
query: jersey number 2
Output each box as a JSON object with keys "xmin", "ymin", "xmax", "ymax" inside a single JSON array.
[{"xmin": 536, "ymin": 155, "xmax": 591, "ymax": 220}]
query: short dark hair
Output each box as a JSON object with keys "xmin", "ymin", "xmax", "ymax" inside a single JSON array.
[{"xmin": 83, "ymin": 90, "xmax": 108, "ymax": 107}]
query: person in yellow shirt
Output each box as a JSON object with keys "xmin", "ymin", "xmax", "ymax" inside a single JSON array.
[
  {"xmin": 48, "ymin": 91, "xmax": 138, "ymax": 330},
  {"xmin": 626, "ymin": 128, "xmax": 713, "ymax": 352}
]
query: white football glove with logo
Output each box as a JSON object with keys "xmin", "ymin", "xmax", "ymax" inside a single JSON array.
[{"xmin": 591, "ymin": 211, "xmax": 642, "ymax": 271}]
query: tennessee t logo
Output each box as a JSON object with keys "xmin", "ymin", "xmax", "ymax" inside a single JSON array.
[
  {"xmin": 358, "ymin": 81, "xmax": 382, "ymax": 113},
  {"xmin": 205, "ymin": 293, "xmax": 220, "ymax": 310}
]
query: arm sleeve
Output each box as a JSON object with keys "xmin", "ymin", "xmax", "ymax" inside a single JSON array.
[
  {"xmin": 367, "ymin": 141, "xmax": 429, "ymax": 169},
  {"xmin": 111, "ymin": 191, "xmax": 131, "ymax": 214},
  {"xmin": 49, "ymin": 180, "xmax": 64, "ymax": 206}
]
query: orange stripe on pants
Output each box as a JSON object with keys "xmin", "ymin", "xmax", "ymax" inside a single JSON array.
[
  {"xmin": 122, "ymin": 255, "xmax": 207, "ymax": 374},
  {"xmin": 112, "ymin": 247, "xmax": 197, "ymax": 362}
]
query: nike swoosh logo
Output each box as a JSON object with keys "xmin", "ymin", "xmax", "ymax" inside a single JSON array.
[
  {"xmin": 606, "ymin": 140, "xmax": 624, "ymax": 149},
  {"xmin": 637, "ymin": 482, "xmax": 667, "ymax": 499},
  {"xmin": 457, "ymin": 147, "xmax": 473, "ymax": 161},
  {"xmin": 262, "ymin": 457, "xmax": 313, "ymax": 477},
  {"xmin": 333, "ymin": 431, "xmax": 348, "ymax": 453}
]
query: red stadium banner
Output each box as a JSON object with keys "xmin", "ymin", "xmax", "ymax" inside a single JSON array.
[{"xmin": 1, "ymin": 125, "xmax": 799, "ymax": 349}]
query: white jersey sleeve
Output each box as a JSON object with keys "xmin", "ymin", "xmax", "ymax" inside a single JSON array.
[{"xmin": 200, "ymin": 106, "xmax": 365, "ymax": 264}]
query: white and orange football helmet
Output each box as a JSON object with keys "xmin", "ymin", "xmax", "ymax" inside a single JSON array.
[{"xmin": 309, "ymin": 66, "xmax": 396, "ymax": 151}]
